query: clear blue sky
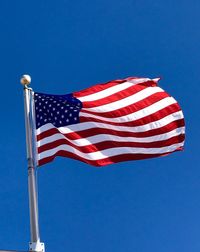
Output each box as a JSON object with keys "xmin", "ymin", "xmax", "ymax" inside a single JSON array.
[{"xmin": 0, "ymin": 0, "xmax": 199, "ymax": 251}]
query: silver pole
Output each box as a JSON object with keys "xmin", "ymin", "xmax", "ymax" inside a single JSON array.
[
  {"xmin": 0, "ymin": 250, "xmax": 27, "ymax": 252},
  {"xmin": 21, "ymin": 75, "xmax": 44, "ymax": 252}
]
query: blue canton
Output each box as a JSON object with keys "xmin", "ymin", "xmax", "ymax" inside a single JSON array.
[{"xmin": 34, "ymin": 92, "xmax": 82, "ymax": 129}]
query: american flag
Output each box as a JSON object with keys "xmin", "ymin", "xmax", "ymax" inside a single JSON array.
[{"xmin": 34, "ymin": 77, "xmax": 185, "ymax": 166}]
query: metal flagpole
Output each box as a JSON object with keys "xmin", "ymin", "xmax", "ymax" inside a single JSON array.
[
  {"xmin": 21, "ymin": 75, "xmax": 45, "ymax": 252},
  {"xmin": 0, "ymin": 251, "xmax": 27, "ymax": 252}
]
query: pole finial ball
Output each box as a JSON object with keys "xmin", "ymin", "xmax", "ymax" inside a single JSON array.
[{"xmin": 21, "ymin": 74, "xmax": 31, "ymax": 85}]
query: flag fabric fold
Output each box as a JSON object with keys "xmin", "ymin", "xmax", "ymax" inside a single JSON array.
[{"xmin": 34, "ymin": 77, "xmax": 185, "ymax": 167}]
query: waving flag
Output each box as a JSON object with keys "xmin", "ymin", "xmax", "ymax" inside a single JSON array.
[{"xmin": 34, "ymin": 77, "xmax": 185, "ymax": 166}]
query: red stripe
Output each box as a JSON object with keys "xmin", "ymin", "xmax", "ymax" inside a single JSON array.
[
  {"xmin": 74, "ymin": 78, "xmax": 157, "ymax": 98},
  {"xmin": 38, "ymin": 146, "xmax": 183, "ymax": 167},
  {"xmin": 37, "ymin": 118, "xmax": 184, "ymax": 142},
  {"xmin": 80, "ymin": 103, "xmax": 182, "ymax": 127},
  {"xmin": 74, "ymin": 79, "xmax": 127, "ymax": 98},
  {"xmin": 80, "ymin": 81, "xmax": 157, "ymax": 108},
  {"xmin": 38, "ymin": 134, "xmax": 185, "ymax": 154},
  {"xmin": 81, "ymin": 92, "xmax": 169, "ymax": 118}
]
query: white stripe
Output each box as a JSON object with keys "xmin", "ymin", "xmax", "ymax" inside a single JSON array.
[
  {"xmin": 80, "ymin": 97, "xmax": 177, "ymax": 123},
  {"xmin": 37, "ymin": 142, "xmax": 184, "ymax": 161},
  {"xmin": 85, "ymin": 87, "xmax": 165, "ymax": 113},
  {"xmin": 36, "ymin": 111, "xmax": 184, "ymax": 135},
  {"xmin": 78, "ymin": 78, "xmax": 155, "ymax": 102},
  {"xmin": 37, "ymin": 127, "xmax": 185, "ymax": 148}
]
